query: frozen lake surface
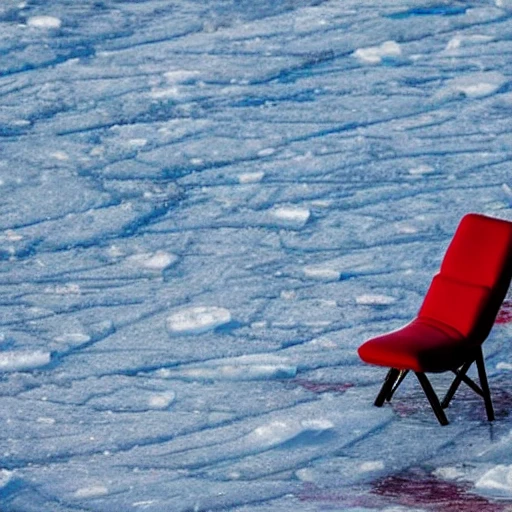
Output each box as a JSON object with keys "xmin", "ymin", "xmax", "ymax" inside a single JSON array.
[{"xmin": 1, "ymin": 0, "xmax": 512, "ymax": 510}]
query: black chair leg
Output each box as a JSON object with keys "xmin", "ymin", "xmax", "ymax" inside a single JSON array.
[
  {"xmin": 415, "ymin": 372, "xmax": 449, "ymax": 426},
  {"xmin": 441, "ymin": 359, "xmax": 474, "ymax": 409},
  {"xmin": 386, "ymin": 369, "xmax": 409, "ymax": 402},
  {"xmin": 375, "ymin": 368, "xmax": 400, "ymax": 407},
  {"xmin": 476, "ymin": 349, "xmax": 495, "ymax": 421}
]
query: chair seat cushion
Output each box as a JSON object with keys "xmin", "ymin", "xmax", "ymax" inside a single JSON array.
[{"xmin": 357, "ymin": 319, "xmax": 478, "ymax": 373}]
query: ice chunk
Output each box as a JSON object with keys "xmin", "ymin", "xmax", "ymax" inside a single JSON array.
[
  {"xmin": 127, "ymin": 251, "xmax": 178, "ymax": 271},
  {"xmin": 245, "ymin": 418, "xmax": 334, "ymax": 450},
  {"xmin": 27, "ymin": 15, "xmax": 62, "ymax": 28},
  {"xmin": 445, "ymin": 34, "xmax": 494, "ymax": 51},
  {"xmin": 165, "ymin": 364, "xmax": 297, "ymax": 381},
  {"xmin": 496, "ymin": 0, "xmax": 512, "ymax": 9},
  {"xmin": 74, "ymin": 485, "xmax": 109, "ymax": 499},
  {"xmin": 441, "ymin": 72, "xmax": 506, "ymax": 98},
  {"xmin": 353, "ymin": 41, "xmax": 402, "ymax": 64},
  {"xmin": 271, "ymin": 206, "xmax": 311, "ymax": 228},
  {"xmin": 239, "ymin": 171, "xmax": 265, "ymax": 184},
  {"xmin": 167, "ymin": 306, "xmax": 232, "ymax": 335},
  {"xmin": 0, "ymin": 351, "xmax": 51, "ymax": 372},
  {"xmin": 148, "ymin": 391, "xmax": 176, "ymax": 409},
  {"xmin": 158, "ymin": 353, "xmax": 297, "ymax": 381},
  {"xmin": 359, "ymin": 460, "xmax": 386, "ymax": 472},
  {"xmin": 303, "ymin": 265, "xmax": 341, "ymax": 282},
  {"xmin": 475, "ymin": 465, "xmax": 512, "ymax": 497},
  {"xmin": 356, "ymin": 294, "xmax": 396, "ymax": 305},
  {"xmin": 0, "ymin": 470, "xmax": 12, "ymax": 488},
  {"xmin": 502, "ymin": 183, "xmax": 512, "ymax": 206},
  {"xmin": 409, "ymin": 164, "xmax": 435, "ymax": 176},
  {"xmin": 257, "ymin": 148, "xmax": 276, "ymax": 157}
]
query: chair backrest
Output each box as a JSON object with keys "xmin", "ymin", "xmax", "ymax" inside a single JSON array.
[{"xmin": 418, "ymin": 213, "xmax": 512, "ymax": 342}]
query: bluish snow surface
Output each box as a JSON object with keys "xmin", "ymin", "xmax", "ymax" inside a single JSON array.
[{"xmin": 1, "ymin": 0, "xmax": 512, "ymax": 510}]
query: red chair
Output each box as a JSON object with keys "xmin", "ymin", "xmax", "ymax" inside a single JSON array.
[{"xmin": 358, "ymin": 213, "xmax": 512, "ymax": 425}]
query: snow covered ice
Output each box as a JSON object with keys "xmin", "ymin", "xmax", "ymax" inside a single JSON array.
[{"xmin": 1, "ymin": 0, "xmax": 512, "ymax": 510}]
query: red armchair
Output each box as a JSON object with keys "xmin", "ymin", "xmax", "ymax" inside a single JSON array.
[{"xmin": 358, "ymin": 213, "xmax": 512, "ymax": 425}]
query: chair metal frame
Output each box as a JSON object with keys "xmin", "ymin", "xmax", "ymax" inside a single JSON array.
[{"xmin": 374, "ymin": 346, "xmax": 494, "ymax": 426}]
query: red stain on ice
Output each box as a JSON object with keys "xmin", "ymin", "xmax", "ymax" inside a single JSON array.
[
  {"xmin": 373, "ymin": 471, "xmax": 508, "ymax": 512},
  {"xmin": 292, "ymin": 379, "xmax": 353, "ymax": 394},
  {"xmin": 496, "ymin": 300, "xmax": 512, "ymax": 324},
  {"xmin": 298, "ymin": 470, "xmax": 511, "ymax": 511}
]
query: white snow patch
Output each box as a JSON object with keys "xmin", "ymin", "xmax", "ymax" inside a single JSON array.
[
  {"xmin": 409, "ymin": 164, "xmax": 435, "ymax": 176},
  {"xmin": 502, "ymin": 183, "xmax": 512, "ymax": 204},
  {"xmin": 359, "ymin": 460, "xmax": 385, "ymax": 472},
  {"xmin": 128, "ymin": 138, "xmax": 148, "ymax": 148},
  {"xmin": 445, "ymin": 34, "xmax": 494, "ymax": 51},
  {"xmin": 74, "ymin": 485, "xmax": 109, "ymax": 499},
  {"xmin": 246, "ymin": 418, "xmax": 334, "ymax": 449},
  {"xmin": 148, "ymin": 391, "xmax": 176, "ymax": 409},
  {"xmin": 170, "ymin": 364, "xmax": 297, "ymax": 381},
  {"xmin": 0, "ymin": 470, "xmax": 13, "ymax": 488},
  {"xmin": 303, "ymin": 265, "xmax": 340, "ymax": 282},
  {"xmin": 0, "ymin": 351, "xmax": 51, "ymax": 372},
  {"xmin": 50, "ymin": 151, "xmax": 69, "ymax": 161},
  {"xmin": 475, "ymin": 465, "xmax": 512, "ymax": 497},
  {"xmin": 45, "ymin": 283, "xmax": 81, "ymax": 295},
  {"xmin": 307, "ymin": 336, "xmax": 338, "ymax": 348},
  {"xmin": 257, "ymin": 147, "xmax": 276, "ymax": 157},
  {"xmin": 54, "ymin": 333, "xmax": 91, "ymax": 344},
  {"xmin": 150, "ymin": 87, "xmax": 180, "ymax": 99},
  {"xmin": 432, "ymin": 466, "xmax": 466, "ymax": 480},
  {"xmin": 496, "ymin": 0, "xmax": 512, "ymax": 9},
  {"xmin": 395, "ymin": 223, "xmax": 418, "ymax": 234},
  {"xmin": 127, "ymin": 251, "xmax": 177, "ymax": 271},
  {"xmin": 239, "ymin": 171, "xmax": 264, "ymax": 184},
  {"xmin": 167, "ymin": 306, "xmax": 232, "ymax": 335},
  {"xmin": 157, "ymin": 353, "xmax": 297, "ymax": 381},
  {"xmin": 353, "ymin": 41, "xmax": 402, "ymax": 64},
  {"xmin": 271, "ymin": 206, "xmax": 310, "ymax": 228},
  {"xmin": 3, "ymin": 229, "xmax": 23, "ymax": 242},
  {"xmin": 27, "ymin": 15, "xmax": 62, "ymax": 28},
  {"xmin": 37, "ymin": 417, "xmax": 56, "ymax": 425},
  {"xmin": 442, "ymin": 72, "xmax": 506, "ymax": 98},
  {"xmin": 164, "ymin": 70, "xmax": 200, "ymax": 83},
  {"xmin": 356, "ymin": 294, "xmax": 396, "ymax": 306}
]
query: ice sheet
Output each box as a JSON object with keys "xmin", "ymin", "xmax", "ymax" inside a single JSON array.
[{"xmin": 1, "ymin": 0, "xmax": 512, "ymax": 510}]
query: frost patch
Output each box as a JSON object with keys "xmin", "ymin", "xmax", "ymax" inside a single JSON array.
[
  {"xmin": 0, "ymin": 351, "xmax": 51, "ymax": 372},
  {"xmin": 167, "ymin": 306, "xmax": 232, "ymax": 335},
  {"xmin": 27, "ymin": 16, "xmax": 62, "ymax": 28},
  {"xmin": 356, "ymin": 294, "xmax": 396, "ymax": 306},
  {"xmin": 353, "ymin": 41, "xmax": 402, "ymax": 64}
]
